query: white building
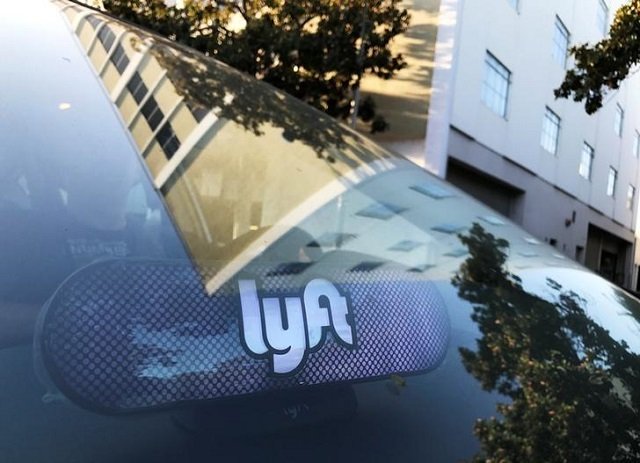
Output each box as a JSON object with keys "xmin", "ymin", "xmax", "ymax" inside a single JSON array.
[{"xmin": 366, "ymin": 0, "xmax": 640, "ymax": 290}]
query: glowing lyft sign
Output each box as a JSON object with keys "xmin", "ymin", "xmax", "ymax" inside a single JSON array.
[{"xmin": 238, "ymin": 279, "xmax": 357, "ymax": 375}]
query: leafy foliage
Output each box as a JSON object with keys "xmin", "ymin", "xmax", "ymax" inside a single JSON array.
[
  {"xmin": 555, "ymin": 0, "xmax": 640, "ymax": 114},
  {"xmin": 101, "ymin": 0, "xmax": 410, "ymax": 132},
  {"xmin": 453, "ymin": 223, "xmax": 640, "ymax": 462}
]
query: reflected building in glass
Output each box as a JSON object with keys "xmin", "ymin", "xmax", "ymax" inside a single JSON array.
[{"xmin": 55, "ymin": 1, "xmax": 403, "ymax": 291}]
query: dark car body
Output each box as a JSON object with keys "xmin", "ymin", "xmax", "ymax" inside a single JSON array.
[{"xmin": 1, "ymin": 0, "xmax": 640, "ymax": 461}]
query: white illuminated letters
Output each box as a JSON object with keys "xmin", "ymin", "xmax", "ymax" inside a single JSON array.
[{"xmin": 238, "ymin": 279, "xmax": 356, "ymax": 375}]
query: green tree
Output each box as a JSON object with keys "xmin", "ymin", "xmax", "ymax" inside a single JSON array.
[
  {"xmin": 101, "ymin": 0, "xmax": 410, "ymax": 133},
  {"xmin": 555, "ymin": 0, "xmax": 640, "ymax": 114}
]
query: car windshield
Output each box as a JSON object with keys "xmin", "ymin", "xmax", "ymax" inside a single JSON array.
[{"xmin": 2, "ymin": 1, "xmax": 640, "ymax": 462}]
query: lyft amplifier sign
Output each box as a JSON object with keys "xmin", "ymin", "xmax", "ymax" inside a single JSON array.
[{"xmin": 238, "ymin": 279, "xmax": 357, "ymax": 375}]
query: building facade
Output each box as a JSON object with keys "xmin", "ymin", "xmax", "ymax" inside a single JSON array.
[{"xmin": 366, "ymin": 0, "xmax": 640, "ymax": 290}]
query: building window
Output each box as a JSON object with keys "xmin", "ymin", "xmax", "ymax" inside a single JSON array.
[
  {"xmin": 156, "ymin": 123, "xmax": 181, "ymax": 159},
  {"xmin": 597, "ymin": 0, "xmax": 609, "ymax": 36},
  {"xmin": 607, "ymin": 166, "xmax": 617, "ymax": 197},
  {"xmin": 541, "ymin": 107, "xmax": 561, "ymax": 154},
  {"xmin": 126, "ymin": 72, "xmax": 148, "ymax": 104},
  {"xmin": 579, "ymin": 142, "xmax": 594, "ymax": 179},
  {"xmin": 552, "ymin": 16, "xmax": 570, "ymax": 67},
  {"xmin": 185, "ymin": 99, "xmax": 209, "ymax": 123},
  {"xmin": 627, "ymin": 185, "xmax": 636, "ymax": 210},
  {"xmin": 481, "ymin": 52, "xmax": 511, "ymax": 118},
  {"xmin": 97, "ymin": 25, "xmax": 115, "ymax": 52},
  {"xmin": 87, "ymin": 15, "xmax": 102, "ymax": 29},
  {"xmin": 141, "ymin": 96, "xmax": 164, "ymax": 131},
  {"xmin": 110, "ymin": 43, "xmax": 130, "ymax": 74},
  {"xmin": 633, "ymin": 130, "xmax": 640, "ymax": 157},
  {"xmin": 614, "ymin": 103, "xmax": 624, "ymax": 137}
]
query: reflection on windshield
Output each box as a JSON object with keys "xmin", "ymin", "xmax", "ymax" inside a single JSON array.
[
  {"xmin": 4, "ymin": 2, "xmax": 640, "ymax": 461},
  {"xmin": 55, "ymin": 2, "xmax": 583, "ymax": 295},
  {"xmin": 453, "ymin": 223, "xmax": 640, "ymax": 461},
  {"xmin": 57, "ymin": 4, "xmax": 399, "ymax": 291}
]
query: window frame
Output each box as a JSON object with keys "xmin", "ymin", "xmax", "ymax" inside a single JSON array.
[
  {"xmin": 140, "ymin": 96, "xmax": 164, "ymax": 131},
  {"xmin": 541, "ymin": 107, "xmax": 561, "ymax": 155},
  {"xmin": 614, "ymin": 103, "xmax": 624, "ymax": 137},
  {"xmin": 597, "ymin": 0, "xmax": 609, "ymax": 36},
  {"xmin": 97, "ymin": 24, "xmax": 115, "ymax": 52},
  {"xmin": 126, "ymin": 72, "xmax": 148, "ymax": 104},
  {"xmin": 607, "ymin": 166, "xmax": 618, "ymax": 197},
  {"xmin": 481, "ymin": 51, "xmax": 512, "ymax": 119},
  {"xmin": 627, "ymin": 184, "xmax": 636, "ymax": 210},
  {"xmin": 110, "ymin": 43, "xmax": 130, "ymax": 74},
  {"xmin": 579, "ymin": 142, "xmax": 594, "ymax": 180},
  {"xmin": 156, "ymin": 123, "xmax": 181, "ymax": 159},
  {"xmin": 552, "ymin": 16, "xmax": 570, "ymax": 68}
]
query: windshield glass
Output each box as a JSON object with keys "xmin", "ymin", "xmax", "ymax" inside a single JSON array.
[
  {"xmin": 66, "ymin": 2, "xmax": 401, "ymax": 293},
  {"xmin": 1, "ymin": 1, "xmax": 640, "ymax": 462}
]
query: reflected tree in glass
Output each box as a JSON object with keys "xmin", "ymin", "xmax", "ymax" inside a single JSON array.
[{"xmin": 452, "ymin": 223, "xmax": 640, "ymax": 462}]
